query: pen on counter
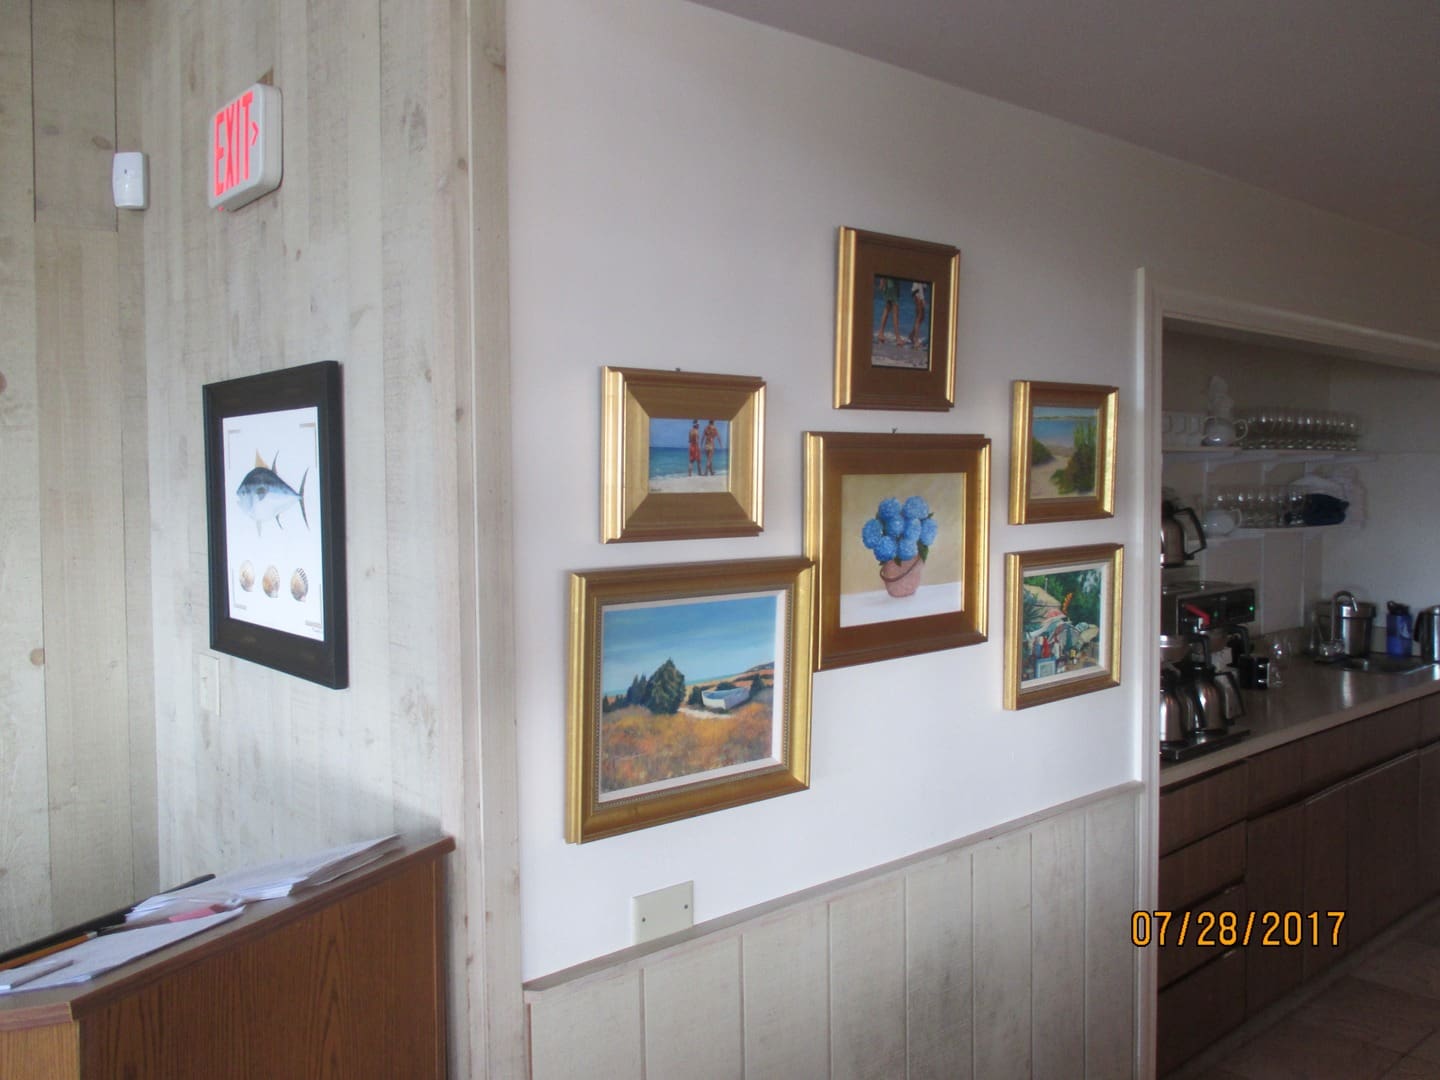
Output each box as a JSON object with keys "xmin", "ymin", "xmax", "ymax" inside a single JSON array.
[
  {"xmin": 0, "ymin": 956, "xmax": 74, "ymax": 991},
  {"xmin": 0, "ymin": 932, "xmax": 96, "ymax": 971}
]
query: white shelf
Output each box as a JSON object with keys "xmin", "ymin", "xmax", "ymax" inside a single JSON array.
[
  {"xmin": 1162, "ymin": 447, "xmax": 1373, "ymax": 467},
  {"xmin": 1203, "ymin": 523, "xmax": 1356, "ymax": 544}
]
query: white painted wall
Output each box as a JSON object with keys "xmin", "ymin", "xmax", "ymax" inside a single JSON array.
[{"xmin": 507, "ymin": 0, "xmax": 1440, "ymax": 978}]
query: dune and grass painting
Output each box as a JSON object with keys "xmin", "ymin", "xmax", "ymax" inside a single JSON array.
[
  {"xmin": 1029, "ymin": 405, "xmax": 1099, "ymax": 499},
  {"xmin": 598, "ymin": 592, "xmax": 782, "ymax": 798}
]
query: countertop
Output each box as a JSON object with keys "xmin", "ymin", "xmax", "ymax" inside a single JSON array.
[{"xmin": 1160, "ymin": 659, "xmax": 1440, "ymax": 787}]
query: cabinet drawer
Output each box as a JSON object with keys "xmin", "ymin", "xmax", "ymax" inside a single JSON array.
[
  {"xmin": 1248, "ymin": 740, "xmax": 1306, "ymax": 815},
  {"xmin": 1420, "ymin": 693, "xmax": 1440, "ymax": 747},
  {"xmin": 1303, "ymin": 722, "xmax": 1359, "ymax": 792},
  {"xmin": 1156, "ymin": 947, "xmax": 1246, "ymax": 1077},
  {"xmin": 1157, "ymin": 882, "xmax": 1247, "ymax": 990},
  {"xmin": 1159, "ymin": 823, "xmax": 1246, "ymax": 912},
  {"xmin": 1352, "ymin": 703, "xmax": 1420, "ymax": 774},
  {"xmin": 1160, "ymin": 763, "xmax": 1248, "ymax": 856}
]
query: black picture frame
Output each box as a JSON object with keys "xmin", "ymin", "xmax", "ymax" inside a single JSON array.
[{"xmin": 203, "ymin": 361, "xmax": 348, "ymax": 688}]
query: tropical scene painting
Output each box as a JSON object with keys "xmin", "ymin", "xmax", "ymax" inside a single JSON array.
[
  {"xmin": 1028, "ymin": 404, "xmax": 1100, "ymax": 499},
  {"xmin": 839, "ymin": 472, "xmax": 964, "ymax": 628},
  {"xmin": 870, "ymin": 274, "xmax": 932, "ymax": 370},
  {"xmin": 1019, "ymin": 560, "xmax": 1108, "ymax": 688},
  {"xmin": 597, "ymin": 591, "xmax": 784, "ymax": 801},
  {"xmin": 222, "ymin": 405, "xmax": 324, "ymax": 640},
  {"xmin": 647, "ymin": 417, "xmax": 729, "ymax": 494}
]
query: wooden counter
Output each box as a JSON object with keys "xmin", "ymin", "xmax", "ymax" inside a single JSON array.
[{"xmin": 0, "ymin": 834, "xmax": 453, "ymax": 1079}]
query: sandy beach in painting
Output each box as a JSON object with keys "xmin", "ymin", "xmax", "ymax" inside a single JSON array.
[
  {"xmin": 1031, "ymin": 449, "xmax": 1073, "ymax": 499},
  {"xmin": 649, "ymin": 474, "xmax": 728, "ymax": 494}
]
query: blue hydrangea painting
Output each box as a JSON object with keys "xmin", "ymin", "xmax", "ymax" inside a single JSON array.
[{"xmin": 840, "ymin": 472, "xmax": 964, "ymax": 628}]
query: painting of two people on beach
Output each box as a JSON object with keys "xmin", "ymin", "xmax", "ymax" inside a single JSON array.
[
  {"xmin": 871, "ymin": 273, "xmax": 933, "ymax": 370},
  {"xmin": 597, "ymin": 592, "xmax": 783, "ymax": 800},
  {"xmin": 1030, "ymin": 406, "xmax": 1100, "ymax": 500},
  {"xmin": 648, "ymin": 417, "xmax": 729, "ymax": 494}
]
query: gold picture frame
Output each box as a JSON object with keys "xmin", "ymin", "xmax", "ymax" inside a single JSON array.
[
  {"xmin": 804, "ymin": 432, "xmax": 989, "ymax": 670},
  {"xmin": 1003, "ymin": 544, "xmax": 1123, "ymax": 710},
  {"xmin": 1008, "ymin": 380, "xmax": 1117, "ymax": 524},
  {"xmin": 601, "ymin": 367, "xmax": 765, "ymax": 543},
  {"xmin": 566, "ymin": 557, "xmax": 814, "ymax": 843},
  {"xmin": 834, "ymin": 227, "xmax": 961, "ymax": 411}
]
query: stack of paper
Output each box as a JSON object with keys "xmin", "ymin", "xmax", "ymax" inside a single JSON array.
[{"xmin": 128, "ymin": 835, "xmax": 401, "ymax": 920}]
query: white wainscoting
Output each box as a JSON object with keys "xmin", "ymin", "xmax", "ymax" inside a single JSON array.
[{"xmin": 525, "ymin": 783, "xmax": 1141, "ymax": 1079}]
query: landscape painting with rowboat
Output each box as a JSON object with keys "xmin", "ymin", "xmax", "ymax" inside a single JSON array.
[{"xmin": 597, "ymin": 592, "xmax": 785, "ymax": 800}]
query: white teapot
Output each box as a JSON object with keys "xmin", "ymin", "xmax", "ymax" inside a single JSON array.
[{"xmin": 1200, "ymin": 415, "xmax": 1248, "ymax": 447}]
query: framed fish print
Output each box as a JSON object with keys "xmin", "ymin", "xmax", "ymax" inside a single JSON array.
[
  {"xmin": 1003, "ymin": 543, "xmax": 1123, "ymax": 710},
  {"xmin": 833, "ymin": 227, "xmax": 961, "ymax": 411},
  {"xmin": 566, "ymin": 557, "xmax": 813, "ymax": 843},
  {"xmin": 804, "ymin": 432, "xmax": 989, "ymax": 670},
  {"xmin": 601, "ymin": 367, "xmax": 765, "ymax": 542},
  {"xmin": 1008, "ymin": 380, "xmax": 1118, "ymax": 523},
  {"xmin": 203, "ymin": 361, "xmax": 348, "ymax": 688}
]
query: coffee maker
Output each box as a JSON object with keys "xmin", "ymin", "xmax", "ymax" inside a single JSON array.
[{"xmin": 1160, "ymin": 581, "xmax": 1254, "ymax": 761}]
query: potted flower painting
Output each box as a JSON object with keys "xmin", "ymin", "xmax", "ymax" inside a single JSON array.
[
  {"xmin": 803, "ymin": 431, "xmax": 989, "ymax": 670},
  {"xmin": 860, "ymin": 496, "xmax": 939, "ymax": 598}
]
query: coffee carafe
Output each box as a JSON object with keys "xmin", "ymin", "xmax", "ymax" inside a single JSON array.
[
  {"xmin": 1180, "ymin": 637, "xmax": 1227, "ymax": 737},
  {"xmin": 1160, "ymin": 666, "xmax": 1197, "ymax": 746}
]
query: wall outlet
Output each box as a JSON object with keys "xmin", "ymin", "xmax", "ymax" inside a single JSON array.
[{"xmin": 631, "ymin": 881, "xmax": 693, "ymax": 945}]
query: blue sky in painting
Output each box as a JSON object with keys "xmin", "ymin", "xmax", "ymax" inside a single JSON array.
[{"xmin": 601, "ymin": 593, "xmax": 778, "ymax": 695}]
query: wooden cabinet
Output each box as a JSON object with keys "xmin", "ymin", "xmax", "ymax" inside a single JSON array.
[
  {"xmin": 1346, "ymin": 753, "xmax": 1420, "ymax": 947},
  {"xmin": 1300, "ymin": 783, "xmax": 1348, "ymax": 980},
  {"xmin": 1245, "ymin": 803, "xmax": 1304, "ymax": 1014},
  {"xmin": 0, "ymin": 836, "xmax": 453, "ymax": 1079},
  {"xmin": 1422, "ymin": 743, "xmax": 1440, "ymax": 897},
  {"xmin": 1157, "ymin": 692, "xmax": 1440, "ymax": 1073},
  {"xmin": 1156, "ymin": 948, "xmax": 1246, "ymax": 1078}
]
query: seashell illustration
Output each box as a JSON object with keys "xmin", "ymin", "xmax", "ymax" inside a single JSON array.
[
  {"xmin": 238, "ymin": 561, "xmax": 256, "ymax": 592},
  {"xmin": 290, "ymin": 568, "xmax": 309, "ymax": 602},
  {"xmin": 262, "ymin": 565, "xmax": 281, "ymax": 598}
]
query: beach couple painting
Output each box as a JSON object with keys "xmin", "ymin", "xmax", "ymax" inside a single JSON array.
[{"xmin": 648, "ymin": 417, "xmax": 728, "ymax": 493}]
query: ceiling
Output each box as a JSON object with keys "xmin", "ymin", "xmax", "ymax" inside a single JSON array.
[{"xmin": 689, "ymin": 0, "xmax": 1440, "ymax": 251}]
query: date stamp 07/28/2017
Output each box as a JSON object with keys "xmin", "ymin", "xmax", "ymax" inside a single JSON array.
[{"xmin": 1132, "ymin": 910, "xmax": 1346, "ymax": 949}]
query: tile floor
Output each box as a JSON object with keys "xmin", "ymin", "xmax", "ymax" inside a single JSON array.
[{"xmin": 1178, "ymin": 902, "xmax": 1440, "ymax": 1079}]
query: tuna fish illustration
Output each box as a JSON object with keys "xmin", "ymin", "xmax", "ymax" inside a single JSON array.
[{"xmin": 236, "ymin": 451, "xmax": 309, "ymax": 535}]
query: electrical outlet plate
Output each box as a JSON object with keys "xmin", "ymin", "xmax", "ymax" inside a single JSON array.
[{"xmin": 631, "ymin": 881, "xmax": 693, "ymax": 945}]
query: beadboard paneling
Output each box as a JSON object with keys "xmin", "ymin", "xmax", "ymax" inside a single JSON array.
[
  {"xmin": 0, "ymin": 0, "xmax": 52, "ymax": 950},
  {"xmin": 35, "ymin": 224, "xmax": 134, "ymax": 928},
  {"xmin": 741, "ymin": 906, "xmax": 830, "ymax": 1077},
  {"xmin": 529, "ymin": 972, "xmax": 643, "ymax": 1080},
  {"xmin": 526, "ymin": 784, "xmax": 1142, "ymax": 1079},
  {"xmin": 31, "ymin": 0, "xmax": 116, "ymax": 230}
]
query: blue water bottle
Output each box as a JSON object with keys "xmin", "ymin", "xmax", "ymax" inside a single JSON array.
[{"xmin": 1386, "ymin": 601, "xmax": 1413, "ymax": 657}]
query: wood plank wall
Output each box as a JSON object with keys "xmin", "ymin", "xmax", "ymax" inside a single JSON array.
[
  {"xmin": 0, "ymin": 0, "xmax": 154, "ymax": 946},
  {"xmin": 128, "ymin": 0, "xmax": 520, "ymax": 1073},
  {"xmin": 526, "ymin": 785, "xmax": 1142, "ymax": 1079}
]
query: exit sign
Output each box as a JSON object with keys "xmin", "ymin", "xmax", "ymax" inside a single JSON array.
[{"xmin": 209, "ymin": 84, "xmax": 282, "ymax": 211}]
